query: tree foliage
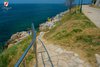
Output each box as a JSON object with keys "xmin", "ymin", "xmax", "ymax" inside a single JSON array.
[{"xmin": 92, "ymin": 0, "xmax": 97, "ymax": 4}]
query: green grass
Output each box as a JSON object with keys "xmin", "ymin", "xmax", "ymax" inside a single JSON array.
[
  {"xmin": 44, "ymin": 10, "xmax": 100, "ymax": 67},
  {"xmin": 76, "ymin": 35, "xmax": 100, "ymax": 45},
  {"xmin": 0, "ymin": 35, "xmax": 35, "ymax": 67}
]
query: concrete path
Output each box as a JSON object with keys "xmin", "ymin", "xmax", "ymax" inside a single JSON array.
[
  {"xmin": 36, "ymin": 32, "xmax": 91, "ymax": 67},
  {"xmin": 82, "ymin": 5, "xmax": 100, "ymax": 28}
]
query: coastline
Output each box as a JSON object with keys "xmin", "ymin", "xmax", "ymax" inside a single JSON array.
[
  {"xmin": 39, "ymin": 10, "xmax": 69, "ymax": 31},
  {"xmin": 4, "ymin": 9, "xmax": 69, "ymax": 50},
  {"xmin": 5, "ymin": 30, "xmax": 32, "ymax": 49}
]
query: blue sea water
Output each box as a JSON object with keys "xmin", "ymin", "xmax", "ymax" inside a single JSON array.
[{"xmin": 0, "ymin": 4, "xmax": 67, "ymax": 47}]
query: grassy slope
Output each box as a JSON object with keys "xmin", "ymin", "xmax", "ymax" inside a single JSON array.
[
  {"xmin": 0, "ymin": 35, "xmax": 35, "ymax": 67},
  {"xmin": 44, "ymin": 11, "xmax": 100, "ymax": 66}
]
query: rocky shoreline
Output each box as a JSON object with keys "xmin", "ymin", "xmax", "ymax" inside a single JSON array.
[
  {"xmin": 5, "ymin": 10, "xmax": 69, "ymax": 49},
  {"xmin": 5, "ymin": 31, "xmax": 32, "ymax": 48},
  {"xmin": 39, "ymin": 10, "xmax": 69, "ymax": 31}
]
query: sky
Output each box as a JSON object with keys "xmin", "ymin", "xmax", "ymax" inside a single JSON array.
[
  {"xmin": 0, "ymin": 0, "xmax": 65, "ymax": 4},
  {"xmin": 0, "ymin": 0, "xmax": 92, "ymax": 4}
]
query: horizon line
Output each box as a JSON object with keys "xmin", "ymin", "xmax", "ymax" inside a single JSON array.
[{"xmin": 0, "ymin": 2, "xmax": 65, "ymax": 4}]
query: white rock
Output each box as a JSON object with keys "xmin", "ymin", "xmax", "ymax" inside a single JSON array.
[
  {"xmin": 55, "ymin": 48, "xmax": 63, "ymax": 54},
  {"xmin": 95, "ymin": 54, "xmax": 100, "ymax": 67}
]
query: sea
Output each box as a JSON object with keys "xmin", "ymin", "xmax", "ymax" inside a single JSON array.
[{"xmin": 0, "ymin": 4, "xmax": 67, "ymax": 49}]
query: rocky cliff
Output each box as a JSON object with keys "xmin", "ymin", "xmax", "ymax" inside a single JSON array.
[{"xmin": 6, "ymin": 31, "xmax": 31, "ymax": 48}]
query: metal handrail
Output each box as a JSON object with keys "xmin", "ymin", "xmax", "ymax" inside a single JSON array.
[
  {"xmin": 14, "ymin": 23, "xmax": 36, "ymax": 67},
  {"xmin": 39, "ymin": 39, "xmax": 54, "ymax": 67}
]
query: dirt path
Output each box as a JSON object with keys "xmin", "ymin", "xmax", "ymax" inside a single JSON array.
[
  {"xmin": 82, "ymin": 5, "xmax": 100, "ymax": 28},
  {"xmin": 36, "ymin": 32, "xmax": 92, "ymax": 67}
]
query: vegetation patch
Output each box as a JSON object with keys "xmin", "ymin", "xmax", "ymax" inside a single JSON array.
[
  {"xmin": 76, "ymin": 35, "xmax": 100, "ymax": 45},
  {"xmin": 44, "ymin": 9, "xmax": 100, "ymax": 67},
  {"xmin": 0, "ymin": 35, "xmax": 35, "ymax": 67}
]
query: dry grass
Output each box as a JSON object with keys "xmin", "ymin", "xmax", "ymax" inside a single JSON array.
[
  {"xmin": 44, "ymin": 10, "xmax": 100, "ymax": 67},
  {"xmin": 0, "ymin": 35, "xmax": 35, "ymax": 67}
]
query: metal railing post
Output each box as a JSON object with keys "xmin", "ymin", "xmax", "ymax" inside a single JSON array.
[
  {"xmin": 32, "ymin": 24, "xmax": 38, "ymax": 67},
  {"xmin": 14, "ymin": 23, "xmax": 36, "ymax": 67},
  {"xmin": 39, "ymin": 39, "xmax": 54, "ymax": 67}
]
